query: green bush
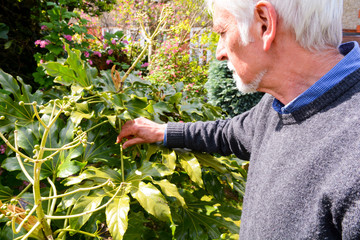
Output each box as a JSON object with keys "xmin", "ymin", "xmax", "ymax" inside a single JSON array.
[
  {"xmin": 205, "ymin": 60, "xmax": 264, "ymax": 117},
  {"xmin": 0, "ymin": 44, "xmax": 246, "ymax": 240}
]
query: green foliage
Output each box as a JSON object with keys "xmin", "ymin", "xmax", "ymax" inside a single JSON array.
[
  {"xmin": 205, "ymin": 60, "xmax": 264, "ymax": 117},
  {"xmin": 0, "ymin": 45, "xmax": 246, "ymax": 239}
]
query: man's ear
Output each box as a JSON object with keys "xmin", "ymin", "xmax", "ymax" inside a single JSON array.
[{"xmin": 254, "ymin": 1, "xmax": 277, "ymax": 51}]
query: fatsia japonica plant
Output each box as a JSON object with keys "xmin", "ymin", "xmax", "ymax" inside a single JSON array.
[{"xmin": 0, "ymin": 19, "xmax": 247, "ymax": 240}]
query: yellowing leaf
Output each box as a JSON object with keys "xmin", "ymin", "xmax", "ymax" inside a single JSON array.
[
  {"xmin": 106, "ymin": 195, "xmax": 130, "ymax": 240},
  {"xmin": 179, "ymin": 152, "xmax": 203, "ymax": 187},
  {"xmin": 131, "ymin": 181, "xmax": 171, "ymax": 222},
  {"xmin": 153, "ymin": 179, "xmax": 186, "ymax": 207}
]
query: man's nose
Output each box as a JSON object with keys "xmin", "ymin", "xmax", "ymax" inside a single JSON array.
[{"xmin": 216, "ymin": 39, "xmax": 228, "ymax": 61}]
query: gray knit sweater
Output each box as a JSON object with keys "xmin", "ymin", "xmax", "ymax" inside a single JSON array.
[{"xmin": 166, "ymin": 68, "xmax": 360, "ymax": 239}]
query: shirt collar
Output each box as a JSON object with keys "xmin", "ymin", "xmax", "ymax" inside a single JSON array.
[{"xmin": 273, "ymin": 41, "xmax": 360, "ymax": 114}]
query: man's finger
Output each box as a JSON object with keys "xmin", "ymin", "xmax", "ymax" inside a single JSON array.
[
  {"xmin": 123, "ymin": 138, "xmax": 145, "ymax": 149},
  {"xmin": 117, "ymin": 120, "xmax": 136, "ymax": 143}
]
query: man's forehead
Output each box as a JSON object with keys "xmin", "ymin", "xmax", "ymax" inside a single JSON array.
[{"xmin": 212, "ymin": 7, "xmax": 234, "ymax": 28}]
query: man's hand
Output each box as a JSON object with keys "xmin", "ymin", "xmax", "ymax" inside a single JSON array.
[{"xmin": 116, "ymin": 117, "xmax": 166, "ymax": 149}]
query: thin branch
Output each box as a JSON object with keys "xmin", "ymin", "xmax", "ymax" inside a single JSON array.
[
  {"xmin": 41, "ymin": 179, "xmax": 111, "ymax": 201},
  {"xmin": 46, "ymin": 177, "xmax": 57, "ymax": 226},
  {"xmin": 14, "ymin": 130, "xmax": 34, "ymax": 184},
  {"xmin": 45, "ymin": 183, "xmax": 124, "ymax": 220}
]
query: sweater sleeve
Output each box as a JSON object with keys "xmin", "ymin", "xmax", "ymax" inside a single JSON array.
[{"xmin": 165, "ymin": 95, "xmax": 270, "ymax": 159}]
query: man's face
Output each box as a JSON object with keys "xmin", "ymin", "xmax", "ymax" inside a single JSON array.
[{"xmin": 213, "ymin": 5, "xmax": 265, "ymax": 93}]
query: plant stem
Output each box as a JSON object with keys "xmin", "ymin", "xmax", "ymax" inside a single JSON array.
[
  {"xmin": 14, "ymin": 130, "xmax": 34, "ymax": 184},
  {"xmin": 47, "ymin": 177, "xmax": 57, "ymax": 226},
  {"xmin": 54, "ymin": 228, "xmax": 99, "ymax": 238},
  {"xmin": 41, "ymin": 179, "xmax": 110, "ymax": 201},
  {"xmin": 45, "ymin": 183, "xmax": 124, "ymax": 220}
]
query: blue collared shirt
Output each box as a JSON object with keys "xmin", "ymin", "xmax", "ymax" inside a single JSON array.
[{"xmin": 273, "ymin": 41, "xmax": 360, "ymax": 114}]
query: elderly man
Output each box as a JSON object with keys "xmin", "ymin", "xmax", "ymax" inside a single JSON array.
[{"xmin": 118, "ymin": 0, "xmax": 360, "ymax": 239}]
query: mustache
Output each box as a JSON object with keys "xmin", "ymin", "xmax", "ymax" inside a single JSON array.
[{"xmin": 227, "ymin": 61, "xmax": 236, "ymax": 72}]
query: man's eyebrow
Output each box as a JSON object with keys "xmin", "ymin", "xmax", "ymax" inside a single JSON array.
[{"xmin": 212, "ymin": 24, "xmax": 223, "ymax": 33}]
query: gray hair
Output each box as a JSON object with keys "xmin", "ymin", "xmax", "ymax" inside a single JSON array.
[{"xmin": 206, "ymin": 0, "xmax": 343, "ymax": 51}]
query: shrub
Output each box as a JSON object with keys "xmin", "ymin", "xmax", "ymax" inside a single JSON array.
[
  {"xmin": 205, "ymin": 60, "xmax": 264, "ymax": 117},
  {"xmin": 0, "ymin": 43, "xmax": 246, "ymax": 240}
]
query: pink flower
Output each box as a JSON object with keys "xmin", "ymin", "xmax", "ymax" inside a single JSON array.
[
  {"xmin": 40, "ymin": 59, "xmax": 44, "ymax": 64},
  {"xmin": 108, "ymin": 49, "xmax": 114, "ymax": 55},
  {"xmin": 141, "ymin": 62, "xmax": 149, "ymax": 68},
  {"xmin": 89, "ymin": 60, "xmax": 93, "ymax": 65},
  {"xmin": 122, "ymin": 49, "xmax": 128, "ymax": 53},
  {"xmin": 35, "ymin": 40, "xmax": 41, "ymax": 45},
  {"xmin": 0, "ymin": 144, "xmax": 6, "ymax": 154},
  {"xmin": 103, "ymin": 44, "xmax": 108, "ymax": 49},
  {"xmin": 106, "ymin": 59, "xmax": 113, "ymax": 65},
  {"xmin": 84, "ymin": 51, "xmax": 90, "ymax": 58},
  {"xmin": 41, "ymin": 25, "xmax": 47, "ymax": 30},
  {"xmin": 122, "ymin": 40, "xmax": 129, "ymax": 44},
  {"xmin": 63, "ymin": 35, "xmax": 72, "ymax": 41},
  {"xmin": 111, "ymin": 39, "xmax": 116, "ymax": 45},
  {"xmin": 93, "ymin": 51, "xmax": 101, "ymax": 57},
  {"xmin": 38, "ymin": 40, "xmax": 50, "ymax": 48}
]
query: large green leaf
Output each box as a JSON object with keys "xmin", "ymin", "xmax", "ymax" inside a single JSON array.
[
  {"xmin": 153, "ymin": 179, "xmax": 186, "ymax": 207},
  {"xmin": 131, "ymin": 181, "xmax": 171, "ymax": 222},
  {"xmin": 0, "ymin": 185, "xmax": 13, "ymax": 202},
  {"xmin": 63, "ymin": 166, "xmax": 122, "ymax": 186},
  {"xmin": 162, "ymin": 148, "xmax": 177, "ymax": 171},
  {"xmin": 178, "ymin": 151, "xmax": 203, "ymax": 187},
  {"xmin": 56, "ymin": 183, "xmax": 91, "ymax": 212},
  {"xmin": 175, "ymin": 205, "xmax": 240, "ymax": 240},
  {"xmin": 80, "ymin": 122, "xmax": 119, "ymax": 165},
  {"xmin": 123, "ymin": 211, "xmax": 149, "ymax": 239},
  {"xmin": 106, "ymin": 194, "xmax": 130, "ymax": 240},
  {"xmin": 69, "ymin": 193, "xmax": 104, "ymax": 230},
  {"xmin": 70, "ymin": 102, "xmax": 94, "ymax": 125},
  {"xmin": 43, "ymin": 62, "xmax": 77, "ymax": 86},
  {"xmin": 124, "ymin": 95, "xmax": 152, "ymax": 119},
  {"xmin": 2, "ymin": 157, "xmax": 52, "ymax": 181},
  {"xmin": 126, "ymin": 160, "xmax": 172, "ymax": 183},
  {"xmin": 0, "ymin": 70, "xmax": 42, "ymax": 131}
]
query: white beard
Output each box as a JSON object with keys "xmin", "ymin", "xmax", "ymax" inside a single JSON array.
[{"xmin": 227, "ymin": 61, "xmax": 265, "ymax": 94}]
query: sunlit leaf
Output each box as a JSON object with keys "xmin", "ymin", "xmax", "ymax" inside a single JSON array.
[
  {"xmin": 0, "ymin": 69, "xmax": 42, "ymax": 131},
  {"xmin": 69, "ymin": 193, "xmax": 104, "ymax": 230},
  {"xmin": 57, "ymin": 160, "xmax": 86, "ymax": 178},
  {"xmin": 178, "ymin": 151, "xmax": 203, "ymax": 187},
  {"xmin": 153, "ymin": 179, "xmax": 186, "ymax": 207},
  {"xmin": 106, "ymin": 194, "xmax": 130, "ymax": 240},
  {"xmin": 131, "ymin": 181, "xmax": 171, "ymax": 222}
]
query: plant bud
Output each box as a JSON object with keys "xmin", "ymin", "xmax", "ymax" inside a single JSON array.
[
  {"xmin": 34, "ymin": 145, "xmax": 40, "ymax": 150},
  {"xmin": 25, "ymin": 209, "xmax": 30, "ymax": 215},
  {"xmin": 32, "ymin": 101, "xmax": 37, "ymax": 106},
  {"xmin": 0, "ymin": 214, "xmax": 4, "ymax": 219},
  {"xmin": 10, "ymin": 199, "xmax": 18, "ymax": 205},
  {"xmin": 1, "ymin": 205, "xmax": 7, "ymax": 210},
  {"xmin": 39, "ymin": 105, "xmax": 45, "ymax": 110},
  {"xmin": 64, "ymin": 111, "xmax": 70, "ymax": 116},
  {"xmin": 6, "ymin": 212, "xmax": 11, "ymax": 217},
  {"xmin": 82, "ymin": 143, "xmax": 87, "ymax": 148},
  {"xmin": 32, "ymin": 149, "xmax": 37, "ymax": 154},
  {"xmin": 0, "ymin": 116, "xmax": 5, "ymax": 120},
  {"xmin": 6, "ymin": 221, "xmax": 11, "ymax": 226},
  {"xmin": 24, "ymin": 159, "xmax": 30, "ymax": 163},
  {"xmin": 19, "ymin": 101, "xmax": 24, "ymax": 106}
]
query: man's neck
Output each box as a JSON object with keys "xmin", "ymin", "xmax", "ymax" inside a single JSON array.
[{"xmin": 259, "ymin": 41, "xmax": 344, "ymax": 105}]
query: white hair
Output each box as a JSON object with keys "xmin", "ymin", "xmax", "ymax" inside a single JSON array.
[{"xmin": 206, "ymin": 0, "xmax": 343, "ymax": 51}]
